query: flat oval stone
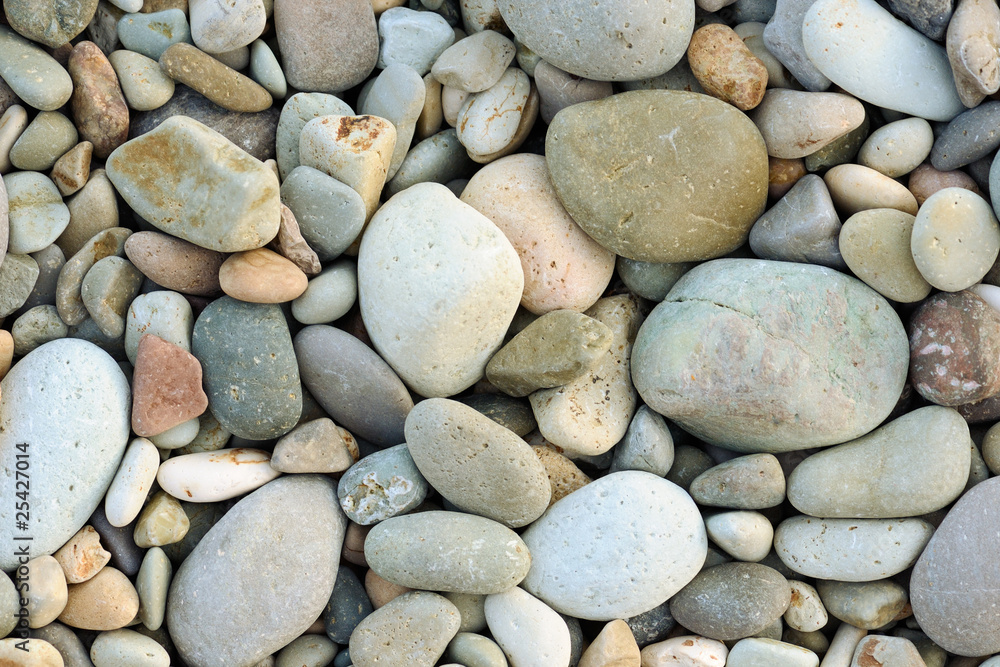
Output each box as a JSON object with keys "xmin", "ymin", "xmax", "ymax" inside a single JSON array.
[
  {"xmin": 728, "ymin": 638, "xmax": 818, "ymax": 667},
  {"xmin": 0, "ymin": 26, "xmax": 74, "ymax": 111},
  {"xmin": 669, "ymin": 563, "xmax": 791, "ymax": 641},
  {"xmin": 159, "ymin": 42, "xmax": 272, "ymax": 113},
  {"xmin": 280, "ymin": 165, "xmax": 366, "ymax": 261},
  {"xmin": 912, "ymin": 187, "xmax": 1000, "ymax": 291},
  {"xmin": 485, "ymin": 587, "xmax": 572, "ymax": 667},
  {"xmin": 460, "ymin": 153, "xmax": 615, "ymax": 314},
  {"xmin": 911, "ymin": 476, "xmax": 1000, "ymax": 657},
  {"xmin": 107, "ymin": 115, "xmax": 280, "ymax": 253},
  {"xmin": 91, "ymin": 628, "xmax": 170, "ymax": 666},
  {"xmin": 358, "ymin": 182, "xmax": 522, "ymax": 398},
  {"xmin": 294, "ymin": 325, "xmax": 412, "ymax": 446},
  {"xmin": 445, "ymin": 632, "xmax": 509, "ymax": 667},
  {"xmin": 250, "ymin": 39, "xmax": 286, "ymax": 98},
  {"xmin": 192, "ymin": 296, "xmax": 302, "ymax": 440},
  {"xmin": 4, "ymin": 171, "xmax": 71, "ymax": 255},
  {"xmin": 632, "ymin": 259, "xmax": 909, "ymax": 452},
  {"xmin": 117, "ymin": 9, "xmax": 192, "ymax": 61},
  {"xmin": 802, "ymin": 0, "xmax": 964, "ymax": 121},
  {"xmin": 774, "ymin": 517, "xmax": 934, "ymax": 581},
  {"xmin": 521, "ymin": 471, "xmax": 707, "ymax": 621},
  {"xmin": 104, "ymin": 437, "xmax": 159, "ymax": 527},
  {"xmin": 824, "ymin": 163, "xmax": 919, "ymax": 216},
  {"xmin": 689, "ymin": 453, "xmax": 786, "ymax": 509},
  {"xmin": 366, "ymin": 511, "xmax": 531, "ymax": 594},
  {"xmin": 705, "ymin": 511, "xmax": 774, "ymax": 563},
  {"xmin": 749, "ymin": 89, "xmax": 865, "ymax": 159},
  {"xmin": 59, "ymin": 567, "xmax": 139, "ymax": 631},
  {"xmin": 839, "ymin": 209, "xmax": 931, "ymax": 303},
  {"xmin": 69, "ymin": 41, "xmax": 130, "ymax": 159},
  {"xmin": 157, "ymin": 448, "xmax": 281, "ymax": 502},
  {"xmin": 0, "ymin": 339, "xmax": 130, "ymax": 570},
  {"xmin": 405, "ymin": 398, "xmax": 551, "ymax": 527},
  {"xmin": 497, "ymin": 0, "xmax": 694, "ymax": 81},
  {"xmin": 787, "ymin": 406, "xmax": 971, "ymax": 518},
  {"xmin": 168, "ymin": 475, "xmax": 346, "ymax": 667},
  {"xmin": 932, "ymin": 102, "xmax": 1000, "ymax": 172},
  {"xmin": 219, "ymin": 248, "xmax": 308, "ymax": 303},
  {"xmin": 124, "ymin": 231, "xmax": 224, "ymax": 296},
  {"xmin": 545, "ymin": 90, "xmax": 768, "ymax": 263},
  {"xmin": 108, "ymin": 49, "xmax": 175, "ymax": 111},
  {"xmin": 640, "ymin": 636, "xmax": 728, "ymax": 666},
  {"xmin": 349, "ymin": 591, "xmax": 460, "ymax": 667},
  {"xmin": 291, "ymin": 259, "xmax": 357, "ymax": 325},
  {"xmin": 337, "ymin": 444, "xmax": 429, "ymax": 524}
]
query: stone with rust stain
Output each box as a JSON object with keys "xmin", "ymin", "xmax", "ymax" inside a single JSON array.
[
  {"xmin": 532, "ymin": 446, "xmax": 591, "ymax": 505},
  {"xmin": 132, "ymin": 334, "xmax": 208, "ymax": 437},
  {"xmin": 687, "ymin": 23, "xmax": 768, "ymax": 111},
  {"xmin": 909, "ymin": 290, "xmax": 1000, "ymax": 406},
  {"xmin": 56, "ymin": 227, "xmax": 132, "ymax": 327},
  {"xmin": 124, "ymin": 231, "xmax": 224, "ymax": 296},
  {"xmin": 218, "ymin": 247, "xmax": 309, "ymax": 303},
  {"xmin": 53, "ymin": 525, "xmax": 111, "ymax": 584},
  {"xmin": 850, "ymin": 635, "xmax": 925, "ymax": 667},
  {"xmin": 50, "ymin": 141, "xmax": 94, "ymax": 197},
  {"xmin": 69, "ymin": 42, "xmax": 130, "ymax": 159},
  {"xmin": 106, "ymin": 116, "xmax": 280, "ymax": 253},
  {"xmin": 159, "ymin": 42, "xmax": 272, "ymax": 113}
]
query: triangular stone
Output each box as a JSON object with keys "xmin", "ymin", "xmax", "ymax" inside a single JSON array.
[{"xmin": 131, "ymin": 333, "xmax": 208, "ymax": 437}]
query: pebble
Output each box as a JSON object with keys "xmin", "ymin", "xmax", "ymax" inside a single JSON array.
[
  {"xmin": 497, "ymin": 0, "xmax": 694, "ymax": 81},
  {"xmin": 457, "ymin": 67, "xmax": 530, "ymax": 157},
  {"xmin": 750, "ymin": 90, "xmax": 864, "ymax": 160},
  {"xmin": 640, "ymin": 636, "xmax": 729, "ymax": 666},
  {"xmin": 689, "ymin": 453, "xmax": 786, "ymax": 509},
  {"xmin": 669, "ymin": 563, "xmax": 791, "ymax": 641},
  {"xmin": 188, "ymin": 0, "xmax": 265, "ymax": 53},
  {"xmin": 485, "ymin": 587, "xmax": 571, "ymax": 667},
  {"xmin": 198, "ymin": 300, "xmax": 298, "ymax": 436},
  {"xmin": 117, "ymin": 9, "xmax": 192, "ymax": 60},
  {"xmin": 911, "ymin": 476, "xmax": 1000, "ymax": 656},
  {"xmin": 460, "ymin": 153, "xmax": 615, "ymax": 314},
  {"xmin": 349, "ymin": 591, "xmax": 461, "ymax": 667},
  {"xmin": 124, "ymin": 290, "xmax": 193, "ymax": 364},
  {"xmin": 546, "ymin": 90, "xmax": 767, "ymax": 263},
  {"xmin": 107, "ymin": 49, "xmax": 175, "ymax": 111},
  {"xmin": 432, "ymin": 30, "xmax": 515, "ymax": 92},
  {"xmin": 159, "ymin": 42, "xmax": 272, "ymax": 113},
  {"xmin": 107, "ymin": 116, "xmax": 280, "ymax": 252},
  {"xmin": 816, "ymin": 579, "xmax": 907, "ymax": 630},
  {"xmin": 787, "ymin": 406, "xmax": 971, "ymax": 518},
  {"xmin": 4, "ymin": 171, "xmax": 71, "ymax": 255},
  {"xmin": 365, "ymin": 568, "xmax": 412, "ymax": 609},
  {"xmin": 88, "ymin": 505, "xmax": 144, "ymax": 577},
  {"xmin": 274, "ymin": 635, "xmax": 338, "ymax": 667},
  {"xmin": 933, "ymin": 102, "xmax": 1000, "ymax": 172},
  {"xmin": 849, "ymin": 635, "xmax": 923, "ymax": 667},
  {"xmin": 0, "ymin": 27, "xmax": 74, "ymax": 111},
  {"xmin": 69, "ymin": 41, "xmax": 130, "ymax": 159},
  {"xmin": 762, "ymin": 0, "xmax": 829, "ymax": 92},
  {"xmin": 910, "ymin": 162, "xmax": 981, "ymax": 205},
  {"xmin": 104, "ymin": 437, "xmax": 159, "ymax": 527},
  {"xmin": 270, "ymin": 203, "xmax": 321, "ymax": 275},
  {"xmin": 168, "ymin": 475, "xmax": 345, "ymax": 667},
  {"xmin": 218, "ymin": 248, "xmax": 308, "ymax": 303},
  {"xmin": 133, "ymin": 489, "xmax": 190, "ymax": 547},
  {"xmin": 136, "ymin": 546, "xmax": 171, "ymax": 631},
  {"xmin": 687, "ymin": 23, "xmax": 768, "ymax": 111},
  {"xmin": 577, "ymin": 619, "xmax": 641, "ymax": 667},
  {"xmin": 839, "ymin": 209, "xmax": 931, "ymax": 303},
  {"xmin": 0, "ymin": 105, "xmax": 30, "ymax": 174},
  {"xmin": 0, "ymin": 339, "xmax": 130, "ymax": 570},
  {"xmin": 156, "ymin": 448, "xmax": 279, "ymax": 502},
  {"xmin": 59, "ymin": 169, "xmax": 119, "ymax": 258},
  {"xmin": 748, "ymin": 174, "xmax": 845, "ymax": 269},
  {"xmin": 53, "ymin": 525, "xmax": 111, "ymax": 584},
  {"xmin": 291, "ymin": 259, "xmax": 357, "ymax": 325},
  {"xmin": 360, "ymin": 64, "xmax": 426, "ymax": 180},
  {"xmin": 784, "ymin": 580, "xmax": 828, "ymax": 633},
  {"xmin": 366, "ymin": 510, "xmax": 531, "ymax": 593},
  {"xmin": 11, "ymin": 305, "xmax": 69, "ymax": 356},
  {"xmin": 912, "ymin": 187, "xmax": 1000, "ymax": 291},
  {"xmin": 0, "ymin": 638, "xmax": 65, "ymax": 665},
  {"xmin": 9, "ymin": 111, "xmax": 80, "ymax": 172},
  {"xmin": 727, "ymin": 638, "xmax": 818, "ymax": 667},
  {"xmin": 444, "ymin": 632, "xmax": 508, "ymax": 667},
  {"xmin": 609, "ymin": 406, "xmax": 674, "ymax": 477},
  {"xmin": 80, "ymin": 255, "xmax": 143, "ymax": 338},
  {"xmin": 908, "ymin": 290, "xmax": 1000, "ymax": 406},
  {"xmin": 533, "ymin": 60, "xmax": 613, "ymax": 125},
  {"xmin": 294, "ymin": 325, "xmax": 412, "ymax": 446},
  {"xmin": 131, "ymin": 333, "xmax": 207, "ymax": 437},
  {"xmin": 0, "ymin": 253, "xmax": 40, "ymax": 318},
  {"xmin": 20, "ymin": 244, "xmax": 64, "ymax": 314},
  {"xmin": 274, "ymin": 0, "xmax": 377, "ymax": 93},
  {"xmin": 59, "ymin": 567, "xmax": 139, "ymax": 631},
  {"xmin": 280, "ymin": 166, "xmax": 366, "ymax": 262},
  {"xmin": 90, "ymin": 628, "xmax": 170, "ymax": 666},
  {"xmin": 386, "ymin": 128, "xmax": 475, "ymax": 196},
  {"xmin": 150, "ymin": 417, "xmax": 201, "ymax": 449},
  {"xmin": 324, "ymin": 565, "xmax": 371, "ymax": 644},
  {"xmin": 802, "ymin": 0, "xmax": 964, "ymax": 121},
  {"xmin": 705, "ymin": 511, "xmax": 774, "ymax": 562},
  {"xmin": 377, "ymin": 7, "xmax": 455, "ymax": 74},
  {"xmin": 946, "ymin": 0, "xmax": 1000, "ymax": 107},
  {"xmin": 270, "ymin": 418, "xmax": 355, "ymax": 474},
  {"xmin": 50, "ymin": 141, "xmax": 94, "ymax": 196},
  {"xmin": 824, "ymin": 163, "xmax": 919, "ymax": 216},
  {"xmin": 29, "ymin": 621, "xmax": 93, "ymax": 666},
  {"xmin": 124, "ymin": 231, "xmax": 224, "ymax": 296},
  {"xmin": 521, "ymin": 471, "xmax": 706, "ymax": 620},
  {"xmin": 4, "ymin": 0, "xmax": 98, "ymax": 48},
  {"xmin": 337, "ymin": 443, "xmax": 428, "ymax": 524},
  {"xmin": 24, "ymin": 555, "xmax": 69, "ymax": 628}
]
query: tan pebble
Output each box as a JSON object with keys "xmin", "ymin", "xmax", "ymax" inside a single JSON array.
[
  {"xmin": 365, "ymin": 568, "xmax": 412, "ymax": 609},
  {"xmin": 641, "ymin": 635, "xmax": 729, "ymax": 666},
  {"xmin": 840, "ymin": 209, "xmax": 931, "ymax": 303},
  {"xmin": 768, "ymin": 157, "xmax": 807, "ymax": 199},
  {"xmin": 343, "ymin": 522, "xmax": 371, "ymax": 566},
  {"xmin": 0, "ymin": 330, "xmax": 13, "ymax": 380},
  {"xmin": 133, "ymin": 491, "xmax": 190, "ymax": 548},
  {"xmin": 59, "ymin": 567, "xmax": 139, "ymax": 631},
  {"xmin": 908, "ymin": 162, "xmax": 982, "ymax": 205},
  {"xmin": 25, "ymin": 556, "xmax": 69, "ymax": 628},
  {"xmin": 947, "ymin": 0, "xmax": 1000, "ymax": 107},
  {"xmin": 58, "ymin": 169, "xmax": 120, "ymax": 258},
  {"xmin": 688, "ymin": 23, "xmax": 768, "ymax": 111},
  {"xmin": 124, "ymin": 231, "xmax": 224, "ymax": 296},
  {"xmin": 68, "ymin": 42, "xmax": 130, "ymax": 159},
  {"xmin": 750, "ymin": 89, "xmax": 865, "ymax": 159},
  {"xmin": 824, "ymin": 164, "xmax": 919, "ymax": 216},
  {"xmin": 159, "ymin": 42, "xmax": 272, "ymax": 113},
  {"xmin": 579, "ymin": 619, "xmax": 641, "ymax": 667},
  {"xmin": 50, "ymin": 141, "xmax": 93, "ymax": 196},
  {"xmin": 533, "ymin": 445, "xmax": 592, "ymax": 504},
  {"xmin": 0, "ymin": 637, "xmax": 64, "ymax": 665},
  {"xmin": 219, "ymin": 247, "xmax": 309, "ymax": 303},
  {"xmin": 442, "ymin": 85, "xmax": 470, "ymax": 127},
  {"xmin": 53, "ymin": 525, "xmax": 111, "ymax": 584},
  {"xmin": 269, "ymin": 204, "xmax": 321, "ymax": 276},
  {"xmin": 416, "ymin": 72, "xmax": 443, "ymax": 140}
]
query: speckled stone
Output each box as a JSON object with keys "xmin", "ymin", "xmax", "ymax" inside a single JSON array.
[
  {"xmin": 117, "ymin": 9, "xmax": 192, "ymax": 60},
  {"xmin": 632, "ymin": 259, "xmax": 908, "ymax": 452},
  {"xmin": 53, "ymin": 524, "xmax": 111, "ymax": 584},
  {"xmin": 11, "ymin": 305, "xmax": 68, "ymax": 356},
  {"xmin": 0, "ymin": 26, "xmax": 74, "ymax": 111},
  {"xmin": 59, "ymin": 169, "xmax": 119, "ymax": 258},
  {"xmin": 159, "ymin": 42, "xmax": 272, "ymax": 112},
  {"xmin": 349, "ymin": 591, "xmax": 461, "ymax": 667},
  {"xmin": 816, "ymin": 579, "xmax": 907, "ymax": 630},
  {"xmin": 56, "ymin": 227, "xmax": 131, "ymax": 327},
  {"xmin": 687, "ymin": 23, "xmax": 768, "ymax": 110},
  {"xmin": 689, "ymin": 453, "xmax": 786, "ymax": 509},
  {"xmin": 9, "ymin": 111, "xmax": 79, "ymax": 172},
  {"xmin": 192, "ymin": 296, "xmax": 301, "ymax": 440},
  {"xmin": 4, "ymin": 0, "xmax": 98, "ymax": 47},
  {"xmin": 933, "ymin": 103, "xmax": 1000, "ymax": 172},
  {"xmin": 69, "ymin": 41, "xmax": 130, "ymax": 159},
  {"xmin": 640, "ymin": 635, "xmax": 728, "ymax": 666},
  {"xmin": 485, "ymin": 587, "xmax": 572, "ymax": 667},
  {"xmin": 124, "ymin": 231, "xmax": 223, "ymax": 296},
  {"xmin": 337, "ymin": 443, "xmax": 429, "ymax": 524},
  {"xmin": 850, "ymin": 636, "xmax": 924, "ymax": 667},
  {"xmin": 912, "ymin": 187, "xmax": 1000, "ymax": 291},
  {"xmin": 4, "ymin": 171, "xmax": 71, "ymax": 255},
  {"xmin": 109, "ymin": 49, "xmax": 176, "ymax": 111},
  {"xmin": 947, "ymin": 0, "xmax": 1000, "ymax": 107},
  {"xmin": 324, "ymin": 565, "xmax": 372, "ymax": 644},
  {"xmin": 59, "ymin": 567, "xmax": 139, "ymax": 631},
  {"xmin": 80, "ymin": 255, "xmax": 144, "ymax": 338},
  {"xmin": 858, "ymin": 117, "xmax": 934, "ymax": 178},
  {"xmin": 749, "ymin": 90, "xmax": 864, "ymax": 160}
]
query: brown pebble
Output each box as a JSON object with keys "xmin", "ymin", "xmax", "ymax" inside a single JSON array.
[
  {"xmin": 908, "ymin": 162, "xmax": 982, "ymax": 205},
  {"xmin": 219, "ymin": 247, "xmax": 309, "ymax": 303},
  {"xmin": 52, "ymin": 525, "xmax": 111, "ymax": 584},
  {"xmin": 131, "ymin": 334, "xmax": 209, "ymax": 437},
  {"xmin": 687, "ymin": 23, "xmax": 768, "ymax": 111},
  {"xmin": 343, "ymin": 522, "xmax": 371, "ymax": 566},
  {"xmin": 68, "ymin": 42, "xmax": 129, "ymax": 159},
  {"xmin": 768, "ymin": 156, "xmax": 807, "ymax": 199},
  {"xmin": 364, "ymin": 568, "xmax": 412, "ymax": 609},
  {"xmin": 50, "ymin": 141, "xmax": 93, "ymax": 196},
  {"xmin": 532, "ymin": 445, "xmax": 592, "ymax": 504},
  {"xmin": 270, "ymin": 204, "xmax": 321, "ymax": 276},
  {"xmin": 159, "ymin": 42, "xmax": 273, "ymax": 113},
  {"xmin": 58, "ymin": 567, "xmax": 140, "ymax": 631},
  {"xmin": 578, "ymin": 619, "xmax": 641, "ymax": 667},
  {"xmin": 124, "ymin": 231, "xmax": 224, "ymax": 296}
]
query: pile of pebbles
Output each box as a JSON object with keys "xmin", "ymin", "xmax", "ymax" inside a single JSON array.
[{"xmin": 2, "ymin": 0, "xmax": 1000, "ymax": 665}]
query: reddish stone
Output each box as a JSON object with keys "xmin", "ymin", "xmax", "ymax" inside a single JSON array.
[
  {"xmin": 68, "ymin": 41, "xmax": 129, "ymax": 159},
  {"xmin": 132, "ymin": 334, "xmax": 208, "ymax": 436}
]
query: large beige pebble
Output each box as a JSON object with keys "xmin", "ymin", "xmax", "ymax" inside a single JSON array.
[
  {"xmin": 53, "ymin": 525, "xmax": 111, "ymax": 584},
  {"xmin": 485, "ymin": 587, "xmax": 571, "ymax": 667},
  {"xmin": 156, "ymin": 449, "xmax": 282, "ymax": 502},
  {"xmin": 824, "ymin": 164, "xmax": 919, "ymax": 216},
  {"xmin": 59, "ymin": 567, "xmax": 139, "ymax": 631},
  {"xmin": 579, "ymin": 619, "xmax": 641, "ymax": 667},
  {"xmin": 432, "ymin": 30, "xmax": 516, "ymax": 93},
  {"xmin": 460, "ymin": 153, "xmax": 614, "ymax": 314},
  {"xmin": 839, "ymin": 209, "xmax": 932, "ymax": 303},
  {"xmin": 0, "ymin": 638, "xmax": 64, "ymax": 666},
  {"xmin": 25, "ymin": 556, "xmax": 68, "ymax": 628},
  {"xmin": 219, "ymin": 248, "xmax": 309, "ymax": 303}
]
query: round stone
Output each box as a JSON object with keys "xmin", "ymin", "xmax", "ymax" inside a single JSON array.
[
  {"xmin": 689, "ymin": 453, "xmax": 786, "ymax": 509},
  {"xmin": 349, "ymin": 591, "xmax": 461, "ymax": 667},
  {"xmin": 545, "ymin": 90, "xmax": 768, "ymax": 263},
  {"xmin": 291, "ymin": 259, "xmax": 357, "ymax": 325},
  {"xmin": 3, "ymin": 171, "xmax": 71, "ymax": 255},
  {"xmin": 377, "ymin": 7, "xmax": 455, "ymax": 74},
  {"xmin": 839, "ymin": 209, "xmax": 931, "ymax": 303},
  {"xmin": 727, "ymin": 638, "xmax": 818, "ymax": 667},
  {"xmin": 90, "ymin": 629, "xmax": 170, "ymax": 667},
  {"xmin": 9, "ymin": 111, "xmax": 79, "ymax": 172},
  {"xmin": 337, "ymin": 444, "xmax": 429, "ymax": 525},
  {"xmin": 858, "ymin": 117, "xmax": 934, "ymax": 178},
  {"xmin": 0, "ymin": 26, "xmax": 74, "ymax": 111},
  {"xmin": 912, "ymin": 187, "xmax": 1000, "ymax": 291},
  {"xmin": 218, "ymin": 248, "xmax": 308, "ymax": 303}
]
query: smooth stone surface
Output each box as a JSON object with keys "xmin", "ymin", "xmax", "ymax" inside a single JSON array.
[
  {"xmin": 802, "ymin": 0, "xmax": 964, "ymax": 121},
  {"xmin": 839, "ymin": 209, "xmax": 931, "ymax": 303},
  {"xmin": 816, "ymin": 579, "xmax": 907, "ymax": 630},
  {"xmin": 824, "ymin": 163, "xmax": 919, "ymax": 215},
  {"xmin": 59, "ymin": 567, "xmax": 139, "ymax": 631},
  {"xmin": 249, "ymin": 39, "xmax": 286, "ymax": 98},
  {"xmin": 486, "ymin": 587, "xmax": 571, "ymax": 667},
  {"xmin": 912, "ymin": 162, "xmax": 981, "ymax": 205},
  {"xmin": 59, "ymin": 169, "xmax": 119, "ymax": 259},
  {"xmin": 358, "ymin": 182, "xmax": 522, "ymax": 397},
  {"xmin": 361, "ymin": 63, "xmax": 426, "ymax": 180},
  {"xmin": 168, "ymin": 476, "xmax": 346, "ymax": 667},
  {"xmin": 349, "ymin": 591, "xmax": 460, "ymax": 667},
  {"xmin": 4, "ymin": 0, "xmax": 97, "ymax": 47},
  {"xmin": 912, "ymin": 187, "xmax": 1000, "ymax": 291},
  {"xmin": 849, "ymin": 635, "xmax": 923, "ymax": 667},
  {"xmin": 105, "ymin": 437, "xmax": 159, "ymax": 527},
  {"xmin": 784, "ymin": 580, "xmax": 828, "ymax": 633},
  {"xmin": 787, "ymin": 406, "xmax": 971, "ymax": 518},
  {"xmin": 90, "ymin": 628, "xmax": 170, "ymax": 666},
  {"xmin": 50, "ymin": 141, "xmax": 93, "ymax": 196},
  {"xmin": 534, "ymin": 60, "xmax": 613, "ymax": 125},
  {"xmin": 188, "ymin": 0, "xmax": 265, "ymax": 53},
  {"xmin": 107, "ymin": 116, "xmax": 280, "ymax": 252},
  {"xmin": 337, "ymin": 444, "xmax": 429, "ymax": 524},
  {"xmin": 377, "ymin": 7, "xmax": 455, "ymax": 74},
  {"xmin": 218, "ymin": 248, "xmax": 308, "ymax": 303},
  {"xmin": 24, "ymin": 556, "xmax": 68, "ymax": 628},
  {"xmin": 124, "ymin": 231, "xmax": 223, "ymax": 296},
  {"xmin": 324, "ymin": 565, "xmax": 372, "ymax": 643},
  {"xmin": 546, "ymin": 90, "xmax": 768, "ymax": 263},
  {"xmin": 705, "ymin": 511, "xmax": 774, "ymax": 563},
  {"xmin": 53, "ymin": 525, "xmax": 111, "ymax": 584},
  {"xmin": 158, "ymin": 42, "xmax": 272, "ymax": 113},
  {"xmin": 632, "ymin": 259, "xmax": 908, "ymax": 452},
  {"xmin": 280, "ymin": 165, "xmax": 366, "ymax": 261},
  {"xmin": 521, "ymin": 471, "xmax": 707, "ymax": 621},
  {"xmin": 432, "ymin": 31, "xmax": 515, "ymax": 92},
  {"xmin": 461, "ymin": 153, "xmax": 615, "ymax": 314},
  {"xmin": 947, "ymin": 0, "xmax": 1000, "ymax": 107},
  {"xmin": 911, "ymin": 476, "xmax": 1000, "ymax": 657},
  {"xmin": 669, "ymin": 563, "xmax": 791, "ymax": 641},
  {"xmin": 640, "ymin": 636, "xmax": 728, "ymax": 666},
  {"xmin": 157, "ymin": 448, "xmax": 281, "ymax": 502},
  {"xmin": 291, "ymin": 259, "xmax": 357, "ymax": 325},
  {"xmin": 4, "ymin": 171, "xmax": 71, "ymax": 255},
  {"xmin": 762, "ymin": 0, "xmax": 831, "ymax": 91},
  {"xmin": 192, "ymin": 297, "xmax": 301, "ymax": 440},
  {"xmin": 29, "ymin": 621, "xmax": 93, "ymax": 666},
  {"xmin": 728, "ymin": 638, "xmax": 818, "ymax": 667},
  {"xmin": 80, "ymin": 255, "xmax": 143, "ymax": 338},
  {"xmin": 0, "ymin": 253, "xmax": 39, "ymax": 318},
  {"xmin": 132, "ymin": 333, "xmax": 207, "ymax": 437},
  {"xmin": 749, "ymin": 90, "xmax": 864, "ymax": 159},
  {"xmin": 124, "ymin": 290, "xmax": 193, "ymax": 364},
  {"xmin": 294, "ymin": 325, "xmax": 412, "ymax": 446},
  {"xmin": 497, "ymin": 0, "xmax": 694, "ymax": 81},
  {"xmin": 405, "ymin": 398, "xmax": 551, "ymax": 527},
  {"xmin": 456, "ymin": 67, "xmax": 530, "ymax": 157},
  {"xmin": 271, "ymin": 418, "xmax": 355, "ymax": 474},
  {"xmin": 459, "ymin": 393, "xmax": 537, "ymax": 437},
  {"xmin": 117, "ymin": 9, "xmax": 192, "ymax": 60},
  {"xmin": 385, "ymin": 128, "xmax": 476, "ymax": 197},
  {"xmin": 69, "ymin": 41, "xmax": 130, "ymax": 159},
  {"xmin": 932, "ymin": 102, "xmax": 1000, "ymax": 171},
  {"xmin": 132, "ymin": 489, "xmax": 190, "ymax": 547},
  {"xmin": 108, "ymin": 49, "xmax": 175, "ymax": 111},
  {"xmin": 9, "ymin": 111, "xmax": 79, "ymax": 172},
  {"xmin": 136, "ymin": 546, "xmax": 171, "ymax": 631},
  {"xmin": 0, "ymin": 340, "xmax": 130, "ymax": 570},
  {"xmin": 445, "ymin": 632, "xmax": 509, "ymax": 667},
  {"xmin": 689, "ymin": 454, "xmax": 786, "ymax": 509},
  {"xmin": 11, "ymin": 305, "xmax": 68, "ymax": 356},
  {"xmin": 0, "ymin": 26, "xmax": 75, "ymax": 111},
  {"xmin": 366, "ymin": 511, "xmax": 531, "ymax": 594},
  {"xmin": 610, "ymin": 405, "xmax": 675, "ymax": 476},
  {"xmin": 688, "ymin": 23, "xmax": 768, "ymax": 111}
]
